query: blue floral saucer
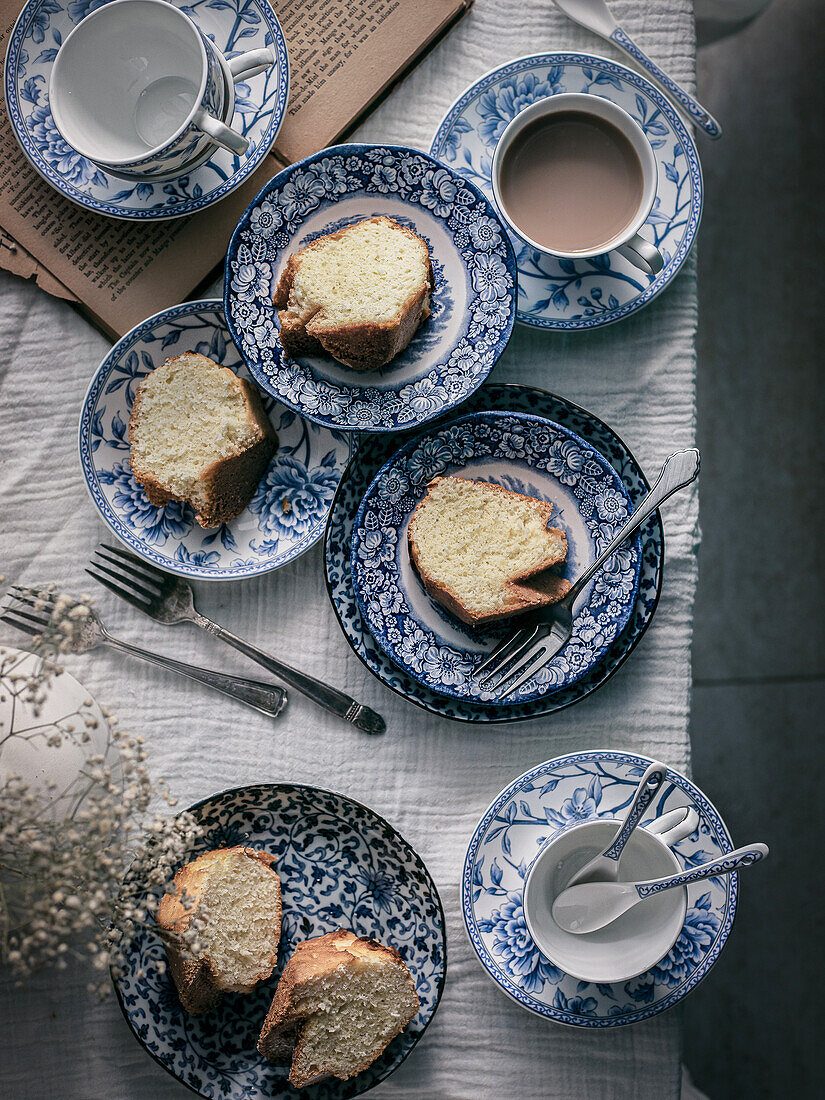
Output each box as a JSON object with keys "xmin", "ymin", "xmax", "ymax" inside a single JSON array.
[
  {"xmin": 464, "ymin": 751, "xmax": 737, "ymax": 1027},
  {"xmin": 325, "ymin": 385, "xmax": 663, "ymax": 722},
  {"xmin": 78, "ymin": 301, "xmax": 353, "ymax": 580},
  {"xmin": 4, "ymin": 0, "xmax": 288, "ymax": 219},
  {"xmin": 349, "ymin": 410, "xmax": 642, "ymax": 705},
  {"xmin": 113, "ymin": 783, "xmax": 446, "ymax": 1099},
  {"xmin": 224, "ymin": 144, "xmax": 517, "ymax": 433},
  {"xmin": 430, "ymin": 53, "xmax": 702, "ymax": 329}
]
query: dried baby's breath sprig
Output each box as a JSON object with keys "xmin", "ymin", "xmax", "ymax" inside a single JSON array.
[{"xmin": 0, "ymin": 592, "xmax": 204, "ymax": 994}]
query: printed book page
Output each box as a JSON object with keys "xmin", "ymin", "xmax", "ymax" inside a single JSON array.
[{"xmin": 0, "ymin": 0, "xmax": 472, "ymax": 339}]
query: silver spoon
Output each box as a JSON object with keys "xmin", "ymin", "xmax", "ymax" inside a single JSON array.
[
  {"xmin": 553, "ymin": 842, "xmax": 769, "ymax": 934},
  {"xmin": 550, "ymin": 0, "xmax": 722, "ymax": 140},
  {"xmin": 564, "ymin": 760, "xmax": 668, "ymax": 887}
]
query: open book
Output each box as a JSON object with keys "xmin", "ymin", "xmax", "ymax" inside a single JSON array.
[{"xmin": 0, "ymin": 0, "xmax": 472, "ymax": 338}]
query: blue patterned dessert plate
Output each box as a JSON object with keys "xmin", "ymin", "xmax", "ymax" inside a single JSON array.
[
  {"xmin": 224, "ymin": 144, "xmax": 517, "ymax": 433},
  {"xmin": 430, "ymin": 52, "xmax": 702, "ymax": 330},
  {"xmin": 4, "ymin": 0, "xmax": 288, "ymax": 219},
  {"xmin": 112, "ymin": 783, "xmax": 446, "ymax": 1099},
  {"xmin": 464, "ymin": 751, "xmax": 737, "ymax": 1027},
  {"xmin": 78, "ymin": 301, "xmax": 353, "ymax": 580},
  {"xmin": 325, "ymin": 385, "xmax": 663, "ymax": 722},
  {"xmin": 349, "ymin": 410, "xmax": 642, "ymax": 705}
]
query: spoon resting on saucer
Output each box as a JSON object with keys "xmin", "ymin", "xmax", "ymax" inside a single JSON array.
[
  {"xmin": 552, "ymin": 842, "xmax": 769, "ymax": 934},
  {"xmin": 564, "ymin": 760, "xmax": 668, "ymax": 887}
]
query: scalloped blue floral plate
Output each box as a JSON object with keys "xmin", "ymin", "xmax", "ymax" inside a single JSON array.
[
  {"xmin": 464, "ymin": 751, "xmax": 737, "ymax": 1027},
  {"xmin": 78, "ymin": 301, "xmax": 354, "ymax": 580},
  {"xmin": 430, "ymin": 53, "xmax": 702, "ymax": 329},
  {"xmin": 112, "ymin": 783, "xmax": 446, "ymax": 1098},
  {"xmin": 5, "ymin": 0, "xmax": 288, "ymax": 219},
  {"xmin": 224, "ymin": 143, "xmax": 517, "ymax": 433},
  {"xmin": 350, "ymin": 410, "xmax": 642, "ymax": 705},
  {"xmin": 325, "ymin": 384, "xmax": 663, "ymax": 722}
]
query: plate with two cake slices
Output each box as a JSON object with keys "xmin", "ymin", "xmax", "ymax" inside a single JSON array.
[
  {"xmin": 324, "ymin": 384, "xmax": 663, "ymax": 722},
  {"xmin": 112, "ymin": 782, "xmax": 446, "ymax": 1099},
  {"xmin": 347, "ymin": 408, "xmax": 643, "ymax": 706}
]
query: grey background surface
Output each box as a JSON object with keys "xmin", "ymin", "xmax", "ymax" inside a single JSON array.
[{"xmin": 684, "ymin": 2, "xmax": 823, "ymax": 1096}]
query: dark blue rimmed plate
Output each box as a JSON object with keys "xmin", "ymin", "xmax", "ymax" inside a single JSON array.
[
  {"xmin": 324, "ymin": 384, "xmax": 663, "ymax": 722},
  {"xmin": 112, "ymin": 783, "xmax": 446, "ymax": 1099},
  {"xmin": 224, "ymin": 143, "xmax": 516, "ymax": 433},
  {"xmin": 349, "ymin": 410, "xmax": 642, "ymax": 705}
]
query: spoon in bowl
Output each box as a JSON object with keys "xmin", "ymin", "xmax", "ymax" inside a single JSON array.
[
  {"xmin": 564, "ymin": 760, "xmax": 668, "ymax": 887},
  {"xmin": 553, "ymin": 842, "xmax": 769, "ymax": 934}
]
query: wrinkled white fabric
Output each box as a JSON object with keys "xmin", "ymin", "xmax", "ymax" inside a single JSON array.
[{"xmin": 0, "ymin": 1, "xmax": 699, "ymax": 1096}]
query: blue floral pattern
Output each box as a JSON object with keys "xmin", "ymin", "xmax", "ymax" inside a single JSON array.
[
  {"xmin": 324, "ymin": 384, "xmax": 664, "ymax": 723},
  {"xmin": 224, "ymin": 144, "xmax": 517, "ymax": 433},
  {"xmin": 78, "ymin": 301, "xmax": 353, "ymax": 580},
  {"xmin": 113, "ymin": 783, "xmax": 446, "ymax": 1098},
  {"xmin": 6, "ymin": 0, "xmax": 289, "ymax": 219},
  {"xmin": 464, "ymin": 751, "xmax": 738, "ymax": 1027},
  {"xmin": 349, "ymin": 411, "xmax": 641, "ymax": 704},
  {"xmin": 430, "ymin": 53, "xmax": 702, "ymax": 330}
]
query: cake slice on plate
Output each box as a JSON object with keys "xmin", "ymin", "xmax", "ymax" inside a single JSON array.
[
  {"xmin": 408, "ymin": 476, "xmax": 570, "ymax": 626},
  {"xmin": 257, "ymin": 929, "xmax": 420, "ymax": 1086}
]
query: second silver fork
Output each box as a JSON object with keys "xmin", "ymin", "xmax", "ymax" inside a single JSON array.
[{"xmin": 86, "ymin": 544, "xmax": 386, "ymax": 735}]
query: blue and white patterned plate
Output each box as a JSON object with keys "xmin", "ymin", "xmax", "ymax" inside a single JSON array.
[
  {"xmin": 113, "ymin": 783, "xmax": 446, "ymax": 1099},
  {"xmin": 325, "ymin": 385, "xmax": 662, "ymax": 722},
  {"xmin": 224, "ymin": 144, "xmax": 517, "ymax": 433},
  {"xmin": 350, "ymin": 410, "xmax": 642, "ymax": 705},
  {"xmin": 4, "ymin": 0, "xmax": 288, "ymax": 219},
  {"xmin": 430, "ymin": 53, "xmax": 702, "ymax": 329},
  {"xmin": 78, "ymin": 301, "xmax": 353, "ymax": 580},
  {"xmin": 464, "ymin": 751, "xmax": 737, "ymax": 1027}
]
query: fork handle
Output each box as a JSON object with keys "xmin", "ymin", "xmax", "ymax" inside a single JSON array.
[
  {"xmin": 101, "ymin": 637, "xmax": 287, "ymax": 718},
  {"xmin": 194, "ymin": 615, "xmax": 386, "ymax": 735},
  {"xmin": 566, "ymin": 449, "xmax": 700, "ymax": 605}
]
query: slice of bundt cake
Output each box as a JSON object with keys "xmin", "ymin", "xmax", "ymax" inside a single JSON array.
[
  {"xmin": 408, "ymin": 476, "xmax": 570, "ymax": 626},
  {"xmin": 273, "ymin": 216, "xmax": 433, "ymax": 370},
  {"xmin": 129, "ymin": 352, "xmax": 276, "ymax": 528},
  {"xmin": 156, "ymin": 846, "xmax": 282, "ymax": 1016},
  {"xmin": 257, "ymin": 929, "xmax": 420, "ymax": 1087}
]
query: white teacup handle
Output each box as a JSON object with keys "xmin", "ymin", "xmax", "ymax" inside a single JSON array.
[
  {"xmin": 193, "ymin": 109, "xmax": 249, "ymax": 156},
  {"xmin": 647, "ymin": 806, "xmax": 700, "ymax": 846},
  {"xmin": 616, "ymin": 232, "xmax": 665, "ymax": 276},
  {"xmin": 227, "ymin": 47, "xmax": 275, "ymax": 83}
]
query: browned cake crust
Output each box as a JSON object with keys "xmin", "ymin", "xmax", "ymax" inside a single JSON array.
[
  {"xmin": 156, "ymin": 846, "xmax": 281, "ymax": 1016},
  {"xmin": 257, "ymin": 929, "xmax": 419, "ymax": 1086},
  {"xmin": 273, "ymin": 216, "xmax": 434, "ymax": 371},
  {"xmin": 129, "ymin": 355, "xmax": 277, "ymax": 528},
  {"xmin": 408, "ymin": 477, "xmax": 571, "ymax": 627}
]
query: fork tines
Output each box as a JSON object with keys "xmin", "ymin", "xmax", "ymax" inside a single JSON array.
[
  {"xmin": 1, "ymin": 584, "xmax": 55, "ymax": 636},
  {"xmin": 86, "ymin": 544, "xmax": 167, "ymax": 614}
]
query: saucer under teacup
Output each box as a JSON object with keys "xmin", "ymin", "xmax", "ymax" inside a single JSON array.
[
  {"xmin": 79, "ymin": 300, "xmax": 353, "ymax": 580},
  {"xmin": 349, "ymin": 409, "xmax": 642, "ymax": 705},
  {"xmin": 430, "ymin": 52, "xmax": 702, "ymax": 330},
  {"xmin": 4, "ymin": 0, "xmax": 288, "ymax": 220},
  {"xmin": 224, "ymin": 144, "xmax": 517, "ymax": 434},
  {"xmin": 324, "ymin": 384, "xmax": 664, "ymax": 723},
  {"xmin": 113, "ymin": 783, "xmax": 446, "ymax": 1098},
  {"xmin": 463, "ymin": 751, "xmax": 738, "ymax": 1027}
]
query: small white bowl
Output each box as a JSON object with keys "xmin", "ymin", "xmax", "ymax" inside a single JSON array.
[{"xmin": 523, "ymin": 819, "xmax": 687, "ymax": 984}]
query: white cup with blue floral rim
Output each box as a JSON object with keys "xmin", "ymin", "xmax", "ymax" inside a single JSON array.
[
  {"xmin": 49, "ymin": 0, "xmax": 275, "ymax": 179},
  {"xmin": 522, "ymin": 813, "xmax": 693, "ymax": 983},
  {"xmin": 491, "ymin": 92, "xmax": 665, "ymax": 276}
]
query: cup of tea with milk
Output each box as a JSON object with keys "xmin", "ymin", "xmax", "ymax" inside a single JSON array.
[{"xmin": 491, "ymin": 93, "xmax": 664, "ymax": 276}]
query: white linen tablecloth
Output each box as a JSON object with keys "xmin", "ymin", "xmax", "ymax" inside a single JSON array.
[{"xmin": 0, "ymin": 1, "xmax": 699, "ymax": 1096}]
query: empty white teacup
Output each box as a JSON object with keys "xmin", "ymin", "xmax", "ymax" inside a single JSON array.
[
  {"xmin": 523, "ymin": 816, "xmax": 688, "ymax": 983},
  {"xmin": 491, "ymin": 92, "xmax": 665, "ymax": 276},
  {"xmin": 50, "ymin": 0, "xmax": 275, "ymax": 179}
]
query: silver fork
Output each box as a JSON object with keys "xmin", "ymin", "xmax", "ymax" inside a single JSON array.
[
  {"xmin": 86, "ymin": 544, "xmax": 386, "ymax": 735},
  {"xmin": 1, "ymin": 587, "xmax": 287, "ymax": 719},
  {"xmin": 475, "ymin": 449, "xmax": 701, "ymax": 697}
]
